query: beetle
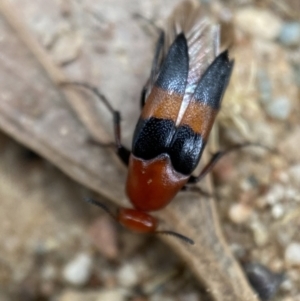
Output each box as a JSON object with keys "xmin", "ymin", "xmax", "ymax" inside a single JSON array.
[{"xmin": 71, "ymin": 1, "xmax": 235, "ymax": 244}]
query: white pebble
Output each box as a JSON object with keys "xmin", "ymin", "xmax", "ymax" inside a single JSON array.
[
  {"xmin": 285, "ymin": 243, "xmax": 300, "ymax": 266},
  {"xmin": 285, "ymin": 187, "xmax": 298, "ymax": 200},
  {"xmin": 117, "ymin": 263, "xmax": 138, "ymax": 287},
  {"xmin": 234, "ymin": 8, "xmax": 282, "ymax": 40},
  {"xmin": 62, "ymin": 253, "xmax": 93, "ymax": 286},
  {"xmin": 228, "ymin": 203, "xmax": 253, "ymax": 224},
  {"xmin": 271, "ymin": 204, "xmax": 285, "ymax": 219},
  {"xmin": 280, "ymin": 278, "xmax": 293, "ymax": 292},
  {"xmin": 265, "ymin": 184, "xmax": 285, "ymax": 205},
  {"xmin": 277, "ymin": 171, "xmax": 289, "ymax": 183},
  {"xmin": 265, "ymin": 96, "xmax": 291, "ymax": 120},
  {"xmin": 279, "ymin": 22, "xmax": 300, "ymax": 47}
]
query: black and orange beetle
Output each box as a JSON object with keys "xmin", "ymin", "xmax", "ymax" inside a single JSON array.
[{"xmin": 74, "ymin": 1, "xmax": 234, "ymax": 244}]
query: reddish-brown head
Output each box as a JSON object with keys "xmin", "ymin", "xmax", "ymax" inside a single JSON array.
[{"xmin": 84, "ymin": 198, "xmax": 194, "ymax": 244}]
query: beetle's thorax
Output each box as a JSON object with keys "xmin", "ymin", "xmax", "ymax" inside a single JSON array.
[{"xmin": 126, "ymin": 154, "xmax": 189, "ymax": 212}]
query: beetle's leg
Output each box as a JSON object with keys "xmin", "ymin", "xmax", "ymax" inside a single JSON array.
[
  {"xmin": 181, "ymin": 185, "xmax": 213, "ymax": 198},
  {"xmin": 62, "ymin": 82, "xmax": 130, "ymax": 166},
  {"xmin": 187, "ymin": 142, "xmax": 274, "ymax": 184}
]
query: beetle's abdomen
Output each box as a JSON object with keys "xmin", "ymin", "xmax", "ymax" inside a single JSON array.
[{"xmin": 126, "ymin": 154, "xmax": 189, "ymax": 212}]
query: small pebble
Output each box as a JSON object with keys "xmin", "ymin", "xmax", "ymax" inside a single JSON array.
[
  {"xmin": 117, "ymin": 263, "xmax": 139, "ymax": 287},
  {"xmin": 265, "ymin": 96, "xmax": 291, "ymax": 120},
  {"xmin": 234, "ymin": 8, "xmax": 282, "ymax": 40},
  {"xmin": 240, "ymin": 179, "xmax": 253, "ymax": 192},
  {"xmin": 277, "ymin": 229, "xmax": 292, "ymax": 247},
  {"xmin": 281, "ymin": 278, "xmax": 293, "ymax": 292},
  {"xmin": 285, "ymin": 243, "xmax": 300, "ymax": 266},
  {"xmin": 62, "ymin": 253, "xmax": 93, "ymax": 286},
  {"xmin": 285, "ymin": 187, "xmax": 300, "ymax": 201},
  {"xmin": 277, "ymin": 171, "xmax": 289, "ymax": 184},
  {"xmin": 265, "ymin": 184, "xmax": 285, "ymax": 205},
  {"xmin": 271, "ymin": 204, "xmax": 285, "ymax": 219},
  {"xmin": 228, "ymin": 203, "xmax": 253, "ymax": 224},
  {"xmin": 250, "ymin": 221, "xmax": 269, "ymax": 247},
  {"xmin": 279, "ymin": 22, "xmax": 300, "ymax": 47},
  {"xmin": 243, "ymin": 263, "xmax": 284, "ymax": 301}
]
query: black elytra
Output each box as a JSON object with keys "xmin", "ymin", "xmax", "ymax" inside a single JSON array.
[
  {"xmin": 155, "ymin": 33, "xmax": 189, "ymax": 94},
  {"xmin": 194, "ymin": 50, "xmax": 234, "ymax": 109},
  {"xmin": 132, "ymin": 34, "xmax": 233, "ymax": 176}
]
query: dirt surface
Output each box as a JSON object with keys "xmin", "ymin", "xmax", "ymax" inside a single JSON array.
[{"xmin": 0, "ymin": 0, "xmax": 299, "ymax": 301}]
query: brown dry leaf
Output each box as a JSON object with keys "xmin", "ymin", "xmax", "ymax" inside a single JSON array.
[{"xmin": 0, "ymin": 1, "xmax": 258, "ymax": 301}]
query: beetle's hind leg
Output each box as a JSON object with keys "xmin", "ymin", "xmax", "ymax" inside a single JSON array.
[
  {"xmin": 186, "ymin": 142, "xmax": 274, "ymax": 185},
  {"xmin": 61, "ymin": 82, "xmax": 130, "ymax": 166},
  {"xmin": 181, "ymin": 185, "xmax": 213, "ymax": 198}
]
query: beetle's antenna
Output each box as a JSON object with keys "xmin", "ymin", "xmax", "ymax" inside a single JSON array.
[
  {"xmin": 62, "ymin": 81, "xmax": 130, "ymax": 165},
  {"xmin": 156, "ymin": 231, "xmax": 194, "ymax": 245},
  {"xmin": 84, "ymin": 197, "xmax": 117, "ymax": 220}
]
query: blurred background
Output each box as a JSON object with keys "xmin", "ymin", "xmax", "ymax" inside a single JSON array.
[{"xmin": 0, "ymin": 0, "xmax": 299, "ymax": 300}]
